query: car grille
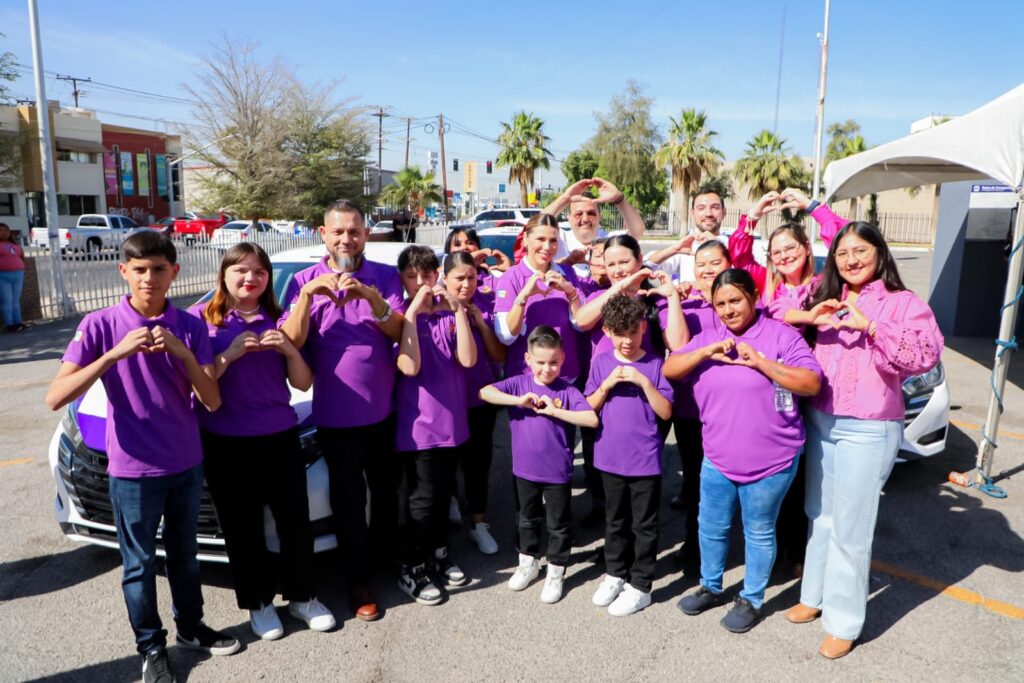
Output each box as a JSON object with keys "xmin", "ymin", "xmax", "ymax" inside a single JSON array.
[
  {"xmin": 903, "ymin": 390, "xmax": 932, "ymax": 427},
  {"xmin": 57, "ymin": 433, "xmax": 223, "ymax": 539}
]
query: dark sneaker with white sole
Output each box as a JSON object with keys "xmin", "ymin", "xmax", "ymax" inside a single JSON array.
[
  {"xmin": 398, "ymin": 563, "xmax": 444, "ymax": 605},
  {"xmin": 677, "ymin": 586, "xmax": 728, "ymax": 615},
  {"xmin": 142, "ymin": 647, "xmax": 175, "ymax": 683},
  {"xmin": 432, "ymin": 547, "xmax": 469, "ymax": 587},
  {"xmin": 720, "ymin": 597, "xmax": 761, "ymax": 633},
  {"xmin": 175, "ymin": 622, "xmax": 241, "ymax": 656}
]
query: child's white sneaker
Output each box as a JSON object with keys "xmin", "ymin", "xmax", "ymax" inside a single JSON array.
[
  {"xmin": 592, "ymin": 574, "xmax": 626, "ymax": 606},
  {"xmin": 288, "ymin": 598, "xmax": 336, "ymax": 631},
  {"xmin": 607, "ymin": 584, "xmax": 651, "ymax": 617},
  {"xmin": 249, "ymin": 603, "xmax": 283, "ymax": 640},
  {"xmin": 540, "ymin": 564, "xmax": 565, "ymax": 604},
  {"xmin": 468, "ymin": 523, "xmax": 499, "ymax": 555},
  {"xmin": 507, "ymin": 553, "xmax": 540, "ymax": 591}
]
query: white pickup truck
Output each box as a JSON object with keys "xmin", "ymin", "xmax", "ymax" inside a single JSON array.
[{"xmin": 31, "ymin": 214, "xmax": 142, "ymax": 255}]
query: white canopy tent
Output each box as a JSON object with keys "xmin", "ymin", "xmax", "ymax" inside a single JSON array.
[{"xmin": 823, "ymin": 82, "xmax": 1024, "ymax": 483}]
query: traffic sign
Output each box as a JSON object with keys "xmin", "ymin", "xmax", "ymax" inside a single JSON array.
[{"xmin": 498, "ymin": 183, "xmax": 506, "ymax": 193}]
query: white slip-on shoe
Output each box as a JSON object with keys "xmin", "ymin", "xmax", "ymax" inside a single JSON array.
[{"xmin": 249, "ymin": 603, "xmax": 283, "ymax": 640}]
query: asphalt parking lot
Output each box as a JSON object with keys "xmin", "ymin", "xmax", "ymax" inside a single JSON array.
[{"xmin": 0, "ymin": 248, "xmax": 1021, "ymax": 682}]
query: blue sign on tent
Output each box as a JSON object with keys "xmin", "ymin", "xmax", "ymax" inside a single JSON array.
[
  {"xmin": 972, "ymin": 184, "xmax": 1014, "ymax": 193},
  {"xmin": 498, "ymin": 183, "xmax": 506, "ymax": 193}
]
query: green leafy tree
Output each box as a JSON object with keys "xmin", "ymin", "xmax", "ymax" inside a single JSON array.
[
  {"xmin": 379, "ymin": 165, "xmax": 442, "ymax": 217},
  {"xmin": 588, "ymin": 80, "xmax": 667, "ymax": 223},
  {"xmin": 825, "ymin": 119, "xmax": 861, "ymax": 163},
  {"xmin": 496, "ymin": 111, "xmax": 552, "ymax": 207},
  {"xmin": 826, "ymin": 128, "xmax": 871, "ymax": 220},
  {"xmin": 734, "ymin": 129, "xmax": 808, "ymax": 200},
  {"xmin": 0, "ymin": 38, "xmax": 21, "ymax": 182},
  {"xmin": 696, "ymin": 171, "xmax": 735, "ymax": 201},
  {"xmin": 561, "ymin": 149, "xmax": 599, "ymax": 184},
  {"xmin": 653, "ymin": 108, "xmax": 724, "ymax": 232}
]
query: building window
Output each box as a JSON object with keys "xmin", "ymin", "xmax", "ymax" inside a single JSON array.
[
  {"xmin": 0, "ymin": 193, "xmax": 15, "ymax": 216},
  {"xmin": 57, "ymin": 194, "xmax": 99, "ymax": 215},
  {"xmin": 57, "ymin": 150, "xmax": 96, "ymax": 164}
]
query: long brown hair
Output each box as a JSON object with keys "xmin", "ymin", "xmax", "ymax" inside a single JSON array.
[
  {"xmin": 203, "ymin": 243, "xmax": 281, "ymax": 327},
  {"xmin": 763, "ymin": 223, "xmax": 814, "ymax": 299}
]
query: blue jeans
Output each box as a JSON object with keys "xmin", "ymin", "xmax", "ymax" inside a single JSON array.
[
  {"xmin": 698, "ymin": 456, "xmax": 798, "ymax": 608},
  {"xmin": 108, "ymin": 464, "xmax": 205, "ymax": 654},
  {"xmin": 0, "ymin": 270, "xmax": 24, "ymax": 325},
  {"xmin": 801, "ymin": 408, "xmax": 901, "ymax": 640}
]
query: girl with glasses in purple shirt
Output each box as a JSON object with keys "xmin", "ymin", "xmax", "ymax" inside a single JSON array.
[{"xmin": 191, "ymin": 243, "xmax": 336, "ymax": 640}]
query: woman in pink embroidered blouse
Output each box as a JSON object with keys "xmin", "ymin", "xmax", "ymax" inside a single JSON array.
[{"xmin": 786, "ymin": 221, "xmax": 943, "ymax": 660}]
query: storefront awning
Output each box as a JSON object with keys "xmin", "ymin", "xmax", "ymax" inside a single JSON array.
[{"xmin": 54, "ymin": 136, "xmax": 106, "ymax": 153}]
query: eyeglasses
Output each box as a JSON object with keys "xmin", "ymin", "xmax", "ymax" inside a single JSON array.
[
  {"xmin": 769, "ymin": 243, "xmax": 803, "ymax": 261},
  {"xmin": 834, "ymin": 246, "xmax": 875, "ymax": 263}
]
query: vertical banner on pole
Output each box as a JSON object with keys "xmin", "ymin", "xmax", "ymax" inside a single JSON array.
[
  {"xmin": 155, "ymin": 154, "xmax": 168, "ymax": 198},
  {"xmin": 103, "ymin": 152, "xmax": 118, "ymax": 195},
  {"xmin": 137, "ymin": 153, "xmax": 150, "ymax": 197},
  {"xmin": 120, "ymin": 152, "xmax": 135, "ymax": 196}
]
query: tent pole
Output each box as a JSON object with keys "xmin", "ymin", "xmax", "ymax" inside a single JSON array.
[{"xmin": 975, "ymin": 193, "xmax": 1024, "ymax": 481}]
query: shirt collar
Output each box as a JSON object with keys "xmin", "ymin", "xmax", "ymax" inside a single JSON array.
[
  {"xmin": 117, "ymin": 294, "xmax": 177, "ymax": 327},
  {"xmin": 520, "ymin": 257, "xmax": 568, "ymax": 279}
]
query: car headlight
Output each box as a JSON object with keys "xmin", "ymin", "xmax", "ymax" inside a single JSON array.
[
  {"xmin": 298, "ymin": 426, "xmax": 323, "ymax": 467},
  {"xmin": 61, "ymin": 401, "xmax": 84, "ymax": 448},
  {"xmin": 903, "ymin": 362, "xmax": 945, "ymax": 397}
]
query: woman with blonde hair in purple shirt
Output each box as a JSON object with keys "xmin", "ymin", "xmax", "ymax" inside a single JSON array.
[{"xmin": 787, "ymin": 222, "xmax": 943, "ymax": 660}]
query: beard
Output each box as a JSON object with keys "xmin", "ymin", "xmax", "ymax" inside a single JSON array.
[{"xmin": 333, "ymin": 251, "xmax": 364, "ymax": 273}]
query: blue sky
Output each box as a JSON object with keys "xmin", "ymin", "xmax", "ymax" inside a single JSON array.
[{"xmin": 3, "ymin": 0, "xmax": 1023, "ymax": 193}]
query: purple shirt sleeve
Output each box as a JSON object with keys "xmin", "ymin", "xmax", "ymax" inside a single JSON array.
[{"xmin": 62, "ymin": 314, "xmax": 103, "ymax": 367}]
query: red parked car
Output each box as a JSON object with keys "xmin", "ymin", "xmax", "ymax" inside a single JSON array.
[{"xmin": 174, "ymin": 213, "xmax": 232, "ymax": 244}]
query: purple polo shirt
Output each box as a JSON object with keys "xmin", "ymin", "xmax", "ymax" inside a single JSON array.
[
  {"xmin": 587, "ymin": 293, "xmax": 672, "ymax": 358},
  {"xmin": 672, "ymin": 296, "xmax": 721, "ymax": 419},
  {"xmin": 679, "ymin": 312, "xmax": 822, "ymax": 483},
  {"xmin": 280, "ymin": 256, "xmax": 404, "ymax": 429},
  {"xmin": 491, "ymin": 374, "xmax": 590, "ymax": 485},
  {"xmin": 394, "ymin": 305, "xmax": 470, "ymax": 452},
  {"xmin": 465, "ymin": 288, "xmax": 497, "ymax": 409},
  {"xmin": 188, "ymin": 303, "xmax": 297, "ymax": 437},
  {"xmin": 585, "ymin": 351, "xmax": 674, "ymax": 477},
  {"xmin": 494, "ymin": 259, "xmax": 582, "ymax": 381},
  {"xmin": 61, "ymin": 295, "xmax": 212, "ymax": 478}
]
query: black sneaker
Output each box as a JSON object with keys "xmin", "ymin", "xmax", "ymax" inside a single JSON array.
[
  {"xmin": 721, "ymin": 597, "xmax": 762, "ymax": 633},
  {"xmin": 397, "ymin": 563, "xmax": 443, "ymax": 605},
  {"xmin": 142, "ymin": 647, "xmax": 175, "ymax": 683},
  {"xmin": 677, "ymin": 586, "xmax": 727, "ymax": 616},
  {"xmin": 432, "ymin": 547, "xmax": 469, "ymax": 587},
  {"xmin": 175, "ymin": 622, "xmax": 241, "ymax": 656}
]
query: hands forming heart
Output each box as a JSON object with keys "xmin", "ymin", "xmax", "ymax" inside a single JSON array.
[
  {"xmin": 752, "ymin": 187, "xmax": 811, "ymax": 219},
  {"xmin": 520, "ymin": 392, "xmax": 560, "ymax": 415}
]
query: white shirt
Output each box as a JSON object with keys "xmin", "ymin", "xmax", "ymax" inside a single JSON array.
[
  {"xmin": 555, "ymin": 226, "xmax": 626, "ymax": 278},
  {"xmin": 653, "ymin": 234, "xmax": 730, "ymax": 281}
]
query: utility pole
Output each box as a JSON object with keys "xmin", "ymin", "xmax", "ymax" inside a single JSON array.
[
  {"xmin": 438, "ymin": 113, "xmax": 449, "ymax": 218},
  {"xmin": 372, "ymin": 106, "xmax": 387, "ymax": 194},
  {"xmin": 27, "ymin": 0, "xmax": 70, "ymax": 316},
  {"xmin": 56, "ymin": 74, "xmax": 91, "ymax": 108},
  {"xmin": 811, "ymin": 0, "xmax": 831, "ymax": 201},
  {"xmin": 404, "ymin": 117, "xmax": 412, "ymax": 169}
]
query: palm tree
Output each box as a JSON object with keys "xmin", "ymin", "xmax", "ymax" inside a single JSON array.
[
  {"xmin": 379, "ymin": 165, "xmax": 442, "ymax": 217},
  {"xmin": 653, "ymin": 108, "xmax": 724, "ymax": 233},
  {"xmin": 827, "ymin": 133, "xmax": 870, "ymax": 219},
  {"xmin": 496, "ymin": 111, "xmax": 552, "ymax": 207},
  {"xmin": 733, "ymin": 129, "xmax": 808, "ymax": 201}
]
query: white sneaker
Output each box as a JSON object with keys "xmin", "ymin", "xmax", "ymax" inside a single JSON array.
[
  {"xmin": 249, "ymin": 603, "xmax": 283, "ymax": 640},
  {"xmin": 540, "ymin": 564, "xmax": 565, "ymax": 604},
  {"xmin": 608, "ymin": 584, "xmax": 652, "ymax": 617},
  {"xmin": 592, "ymin": 574, "xmax": 626, "ymax": 607},
  {"xmin": 448, "ymin": 497, "xmax": 463, "ymax": 526},
  {"xmin": 468, "ymin": 523, "xmax": 499, "ymax": 555},
  {"xmin": 507, "ymin": 553, "xmax": 540, "ymax": 591},
  {"xmin": 288, "ymin": 598, "xmax": 336, "ymax": 632}
]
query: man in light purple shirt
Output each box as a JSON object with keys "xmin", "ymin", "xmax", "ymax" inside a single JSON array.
[{"xmin": 280, "ymin": 199, "xmax": 405, "ymax": 623}]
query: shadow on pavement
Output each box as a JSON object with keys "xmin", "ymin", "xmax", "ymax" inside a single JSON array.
[
  {"xmin": 945, "ymin": 336, "xmax": 1024, "ymax": 392},
  {"xmin": 0, "ymin": 544, "xmax": 121, "ymax": 602}
]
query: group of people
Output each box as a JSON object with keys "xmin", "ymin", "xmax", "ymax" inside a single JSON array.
[{"xmin": 46, "ymin": 177, "xmax": 943, "ymax": 683}]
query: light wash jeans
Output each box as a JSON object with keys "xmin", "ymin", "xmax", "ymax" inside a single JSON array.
[
  {"xmin": 698, "ymin": 455, "xmax": 798, "ymax": 608},
  {"xmin": 0, "ymin": 270, "xmax": 23, "ymax": 326},
  {"xmin": 801, "ymin": 407, "xmax": 902, "ymax": 640}
]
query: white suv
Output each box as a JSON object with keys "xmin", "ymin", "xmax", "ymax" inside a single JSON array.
[{"xmin": 471, "ymin": 207, "xmax": 541, "ymax": 224}]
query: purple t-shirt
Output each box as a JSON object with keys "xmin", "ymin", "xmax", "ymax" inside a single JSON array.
[
  {"xmin": 394, "ymin": 305, "xmax": 469, "ymax": 452},
  {"xmin": 577, "ymin": 277, "xmax": 608, "ymax": 380},
  {"xmin": 491, "ymin": 374, "xmax": 590, "ymax": 484},
  {"xmin": 672, "ymin": 295, "xmax": 721, "ymax": 419},
  {"xmin": 494, "ymin": 259, "xmax": 582, "ymax": 381},
  {"xmin": 61, "ymin": 295, "xmax": 213, "ymax": 478},
  {"xmin": 280, "ymin": 256, "xmax": 404, "ymax": 429},
  {"xmin": 188, "ymin": 303, "xmax": 297, "ymax": 437},
  {"xmin": 679, "ymin": 312, "xmax": 822, "ymax": 483},
  {"xmin": 585, "ymin": 351, "xmax": 674, "ymax": 477},
  {"xmin": 464, "ymin": 288, "xmax": 497, "ymax": 408},
  {"xmin": 587, "ymin": 292, "xmax": 672, "ymax": 358}
]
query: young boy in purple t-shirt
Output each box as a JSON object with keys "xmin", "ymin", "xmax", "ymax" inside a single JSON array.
[
  {"xmin": 394, "ymin": 246, "xmax": 477, "ymax": 606},
  {"xmin": 479, "ymin": 326, "xmax": 598, "ymax": 604},
  {"xmin": 585, "ymin": 295, "xmax": 674, "ymax": 617},
  {"xmin": 44, "ymin": 232, "xmax": 239, "ymax": 682}
]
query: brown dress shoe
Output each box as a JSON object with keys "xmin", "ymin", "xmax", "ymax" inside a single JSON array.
[
  {"xmin": 785, "ymin": 603, "xmax": 822, "ymax": 624},
  {"xmin": 819, "ymin": 635, "xmax": 854, "ymax": 659},
  {"xmin": 351, "ymin": 587, "xmax": 381, "ymax": 622}
]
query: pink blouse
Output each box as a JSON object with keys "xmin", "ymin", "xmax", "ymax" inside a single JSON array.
[{"xmin": 810, "ymin": 279, "xmax": 943, "ymax": 421}]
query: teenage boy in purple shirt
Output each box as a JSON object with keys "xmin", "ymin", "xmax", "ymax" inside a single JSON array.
[
  {"xmin": 585, "ymin": 295, "xmax": 674, "ymax": 617},
  {"xmin": 45, "ymin": 231, "xmax": 238, "ymax": 683},
  {"xmin": 279, "ymin": 199, "xmax": 405, "ymax": 622},
  {"xmin": 480, "ymin": 326, "xmax": 598, "ymax": 605}
]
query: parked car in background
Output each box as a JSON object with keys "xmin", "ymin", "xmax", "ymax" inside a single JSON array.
[
  {"xmin": 208, "ymin": 220, "xmax": 279, "ymax": 250},
  {"xmin": 148, "ymin": 214, "xmax": 195, "ymax": 236},
  {"xmin": 30, "ymin": 214, "xmax": 140, "ymax": 256},
  {"xmin": 471, "ymin": 207, "xmax": 540, "ymax": 224},
  {"xmin": 369, "ymin": 220, "xmax": 393, "ymax": 242},
  {"xmin": 175, "ymin": 213, "xmax": 232, "ymax": 244}
]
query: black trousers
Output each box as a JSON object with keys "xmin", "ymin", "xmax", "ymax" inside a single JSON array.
[
  {"xmin": 672, "ymin": 416, "xmax": 705, "ymax": 562},
  {"xmin": 401, "ymin": 447, "xmax": 458, "ymax": 566},
  {"xmin": 515, "ymin": 477, "xmax": 573, "ymax": 566},
  {"xmin": 573, "ymin": 375, "xmax": 604, "ymax": 507},
  {"xmin": 201, "ymin": 427, "xmax": 314, "ymax": 610},
  {"xmin": 775, "ymin": 449, "xmax": 809, "ymax": 565},
  {"xmin": 317, "ymin": 416, "xmax": 400, "ymax": 583},
  {"xmin": 602, "ymin": 471, "xmax": 661, "ymax": 593},
  {"xmin": 454, "ymin": 405, "xmax": 497, "ymax": 516}
]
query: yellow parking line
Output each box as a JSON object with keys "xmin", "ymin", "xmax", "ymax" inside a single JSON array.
[
  {"xmin": 949, "ymin": 418, "xmax": 1024, "ymax": 441},
  {"xmin": 872, "ymin": 560, "xmax": 1024, "ymax": 621},
  {"xmin": 0, "ymin": 457, "xmax": 33, "ymax": 468}
]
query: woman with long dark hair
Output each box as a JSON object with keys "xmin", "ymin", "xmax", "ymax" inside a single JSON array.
[
  {"xmin": 190, "ymin": 243, "xmax": 336, "ymax": 639},
  {"xmin": 445, "ymin": 226, "xmax": 513, "ymax": 286},
  {"xmin": 788, "ymin": 222, "xmax": 943, "ymax": 659}
]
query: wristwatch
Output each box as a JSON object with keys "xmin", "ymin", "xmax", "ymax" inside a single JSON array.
[{"xmin": 374, "ymin": 302, "xmax": 392, "ymax": 323}]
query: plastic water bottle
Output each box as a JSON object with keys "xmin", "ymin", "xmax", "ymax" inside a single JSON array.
[{"xmin": 773, "ymin": 358, "xmax": 794, "ymax": 412}]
